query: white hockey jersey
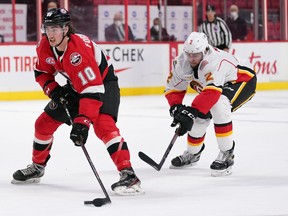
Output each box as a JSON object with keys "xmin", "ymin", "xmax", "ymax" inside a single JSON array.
[{"xmin": 165, "ymin": 46, "xmax": 255, "ymax": 114}]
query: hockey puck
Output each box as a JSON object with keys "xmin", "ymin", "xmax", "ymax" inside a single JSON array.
[{"xmin": 84, "ymin": 198, "xmax": 111, "ymax": 207}]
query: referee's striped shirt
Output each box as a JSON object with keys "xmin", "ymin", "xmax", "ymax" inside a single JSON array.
[{"xmin": 199, "ymin": 16, "xmax": 232, "ymax": 50}]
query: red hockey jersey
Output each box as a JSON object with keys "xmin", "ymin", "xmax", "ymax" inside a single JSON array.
[{"xmin": 34, "ymin": 34, "xmax": 113, "ymax": 122}]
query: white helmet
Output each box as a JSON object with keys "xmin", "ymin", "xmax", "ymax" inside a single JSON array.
[{"xmin": 183, "ymin": 32, "xmax": 209, "ymax": 54}]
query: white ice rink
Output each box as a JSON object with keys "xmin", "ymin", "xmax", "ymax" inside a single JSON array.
[{"xmin": 1, "ymin": 90, "xmax": 288, "ymax": 216}]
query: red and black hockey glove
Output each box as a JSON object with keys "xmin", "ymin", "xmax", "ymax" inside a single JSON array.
[
  {"xmin": 70, "ymin": 115, "xmax": 91, "ymax": 146},
  {"xmin": 170, "ymin": 104, "xmax": 198, "ymax": 136},
  {"xmin": 44, "ymin": 81, "xmax": 69, "ymax": 106}
]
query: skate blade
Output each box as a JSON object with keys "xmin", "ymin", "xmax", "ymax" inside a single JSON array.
[
  {"xmin": 113, "ymin": 184, "xmax": 145, "ymax": 196},
  {"xmin": 169, "ymin": 162, "xmax": 197, "ymax": 169},
  {"xmin": 211, "ymin": 166, "xmax": 232, "ymax": 177},
  {"xmin": 11, "ymin": 178, "xmax": 41, "ymax": 184}
]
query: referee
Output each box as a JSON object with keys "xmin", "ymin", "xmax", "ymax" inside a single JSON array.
[{"xmin": 199, "ymin": 4, "xmax": 232, "ymax": 52}]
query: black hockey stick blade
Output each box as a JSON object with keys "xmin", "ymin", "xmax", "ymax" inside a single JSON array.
[
  {"xmin": 138, "ymin": 130, "xmax": 179, "ymax": 171},
  {"xmin": 84, "ymin": 197, "xmax": 111, "ymax": 207},
  {"xmin": 138, "ymin": 151, "xmax": 161, "ymax": 171}
]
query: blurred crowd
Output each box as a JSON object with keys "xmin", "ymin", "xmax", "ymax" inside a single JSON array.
[{"xmin": 0, "ymin": 0, "xmax": 283, "ymax": 43}]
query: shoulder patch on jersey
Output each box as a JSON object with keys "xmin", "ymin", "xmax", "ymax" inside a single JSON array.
[
  {"xmin": 46, "ymin": 57, "xmax": 55, "ymax": 65},
  {"xmin": 190, "ymin": 80, "xmax": 203, "ymax": 93},
  {"xmin": 70, "ymin": 52, "xmax": 82, "ymax": 66},
  {"xmin": 199, "ymin": 60, "xmax": 208, "ymax": 70}
]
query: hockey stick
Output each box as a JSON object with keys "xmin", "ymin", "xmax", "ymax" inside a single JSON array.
[
  {"xmin": 138, "ymin": 128, "xmax": 179, "ymax": 171},
  {"xmin": 63, "ymin": 103, "xmax": 111, "ymax": 207}
]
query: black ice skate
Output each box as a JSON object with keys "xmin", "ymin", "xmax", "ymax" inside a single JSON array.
[
  {"xmin": 210, "ymin": 143, "xmax": 235, "ymax": 177},
  {"xmin": 170, "ymin": 144, "xmax": 205, "ymax": 169},
  {"xmin": 111, "ymin": 167, "xmax": 143, "ymax": 195},
  {"xmin": 11, "ymin": 163, "xmax": 45, "ymax": 184}
]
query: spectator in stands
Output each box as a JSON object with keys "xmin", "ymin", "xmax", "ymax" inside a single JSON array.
[
  {"xmin": 42, "ymin": 0, "xmax": 60, "ymax": 36},
  {"xmin": 245, "ymin": 24, "xmax": 254, "ymax": 41},
  {"xmin": 47, "ymin": 0, "xmax": 59, "ymax": 10},
  {"xmin": 199, "ymin": 4, "xmax": 232, "ymax": 52},
  {"xmin": 42, "ymin": 0, "xmax": 59, "ymax": 17},
  {"xmin": 226, "ymin": 4, "xmax": 247, "ymax": 41},
  {"xmin": 150, "ymin": 17, "xmax": 176, "ymax": 41},
  {"xmin": 105, "ymin": 12, "xmax": 135, "ymax": 42},
  {"xmin": 43, "ymin": 0, "xmax": 59, "ymax": 11},
  {"xmin": 0, "ymin": 35, "xmax": 4, "ymax": 43}
]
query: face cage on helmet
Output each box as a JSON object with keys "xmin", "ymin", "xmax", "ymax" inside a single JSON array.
[
  {"xmin": 183, "ymin": 45, "xmax": 210, "ymax": 63},
  {"xmin": 183, "ymin": 47, "xmax": 206, "ymax": 58},
  {"xmin": 184, "ymin": 43, "xmax": 210, "ymax": 56},
  {"xmin": 183, "ymin": 42, "xmax": 208, "ymax": 53},
  {"xmin": 43, "ymin": 20, "xmax": 69, "ymax": 27},
  {"xmin": 183, "ymin": 51, "xmax": 204, "ymax": 63},
  {"xmin": 42, "ymin": 22, "xmax": 69, "ymax": 33}
]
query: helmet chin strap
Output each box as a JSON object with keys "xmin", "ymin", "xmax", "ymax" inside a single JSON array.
[
  {"xmin": 55, "ymin": 31, "xmax": 67, "ymax": 48},
  {"xmin": 46, "ymin": 26, "xmax": 67, "ymax": 48}
]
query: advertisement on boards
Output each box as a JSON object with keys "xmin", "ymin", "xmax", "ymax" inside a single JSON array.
[
  {"xmin": 0, "ymin": 43, "xmax": 170, "ymax": 92},
  {"xmin": 177, "ymin": 42, "xmax": 287, "ymax": 83},
  {"xmin": 0, "ymin": 42, "xmax": 287, "ymax": 95}
]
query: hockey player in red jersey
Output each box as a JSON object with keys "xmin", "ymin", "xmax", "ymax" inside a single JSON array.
[
  {"xmin": 165, "ymin": 32, "xmax": 256, "ymax": 176},
  {"xmin": 12, "ymin": 8, "xmax": 142, "ymax": 195}
]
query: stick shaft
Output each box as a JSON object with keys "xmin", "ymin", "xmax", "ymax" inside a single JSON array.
[
  {"xmin": 63, "ymin": 104, "xmax": 111, "ymax": 203},
  {"xmin": 81, "ymin": 143, "xmax": 111, "ymax": 201},
  {"xmin": 139, "ymin": 131, "xmax": 178, "ymax": 171}
]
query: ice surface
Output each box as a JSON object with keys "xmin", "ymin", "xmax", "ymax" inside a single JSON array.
[{"xmin": 1, "ymin": 91, "xmax": 288, "ymax": 216}]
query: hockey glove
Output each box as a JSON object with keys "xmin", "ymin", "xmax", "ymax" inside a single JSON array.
[
  {"xmin": 44, "ymin": 82, "xmax": 69, "ymax": 106},
  {"xmin": 169, "ymin": 104, "xmax": 186, "ymax": 118},
  {"xmin": 70, "ymin": 115, "xmax": 91, "ymax": 146},
  {"xmin": 170, "ymin": 105, "xmax": 198, "ymax": 136}
]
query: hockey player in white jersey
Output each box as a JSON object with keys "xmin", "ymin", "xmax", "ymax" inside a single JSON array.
[{"xmin": 165, "ymin": 32, "xmax": 256, "ymax": 176}]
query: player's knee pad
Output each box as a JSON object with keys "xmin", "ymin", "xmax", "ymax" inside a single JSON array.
[
  {"xmin": 101, "ymin": 131, "xmax": 122, "ymax": 145},
  {"xmin": 210, "ymin": 95, "xmax": 232, "ymax": 124},
  {"xmin": 93, "ymin": 114, "xmax": 120, "ymax": 141},
  {"xmin": 189, "ymin": 117, "xmax": 210, "ymax": 137},
  {"xmin": 35, "ymin": 112, "xmax": 62, "ymax": 139}
]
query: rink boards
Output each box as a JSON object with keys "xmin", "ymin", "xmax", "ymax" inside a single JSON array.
[{"xmin": 0, "ymin": 42, "xmax": 287, "ymax": 100}]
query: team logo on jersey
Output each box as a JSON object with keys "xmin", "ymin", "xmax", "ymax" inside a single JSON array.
[
  {"xmin": 190, "ymin": 80, "xmax": 203, "ymax": 93},
  {"xmin": 70, "ymin": 52, "xmax": 82, "ymax": 66},
  {"xmin": 46, "ymin": 57, "xmax": 55, "ymax": 65}
]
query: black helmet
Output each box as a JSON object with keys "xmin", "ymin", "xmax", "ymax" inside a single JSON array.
[
  {"xmin": 43, "ymin": 8, "xmax": 70, "ymax": 27},
  {"xmin": 206, "ymin": 4, "xmax": 216, "ymax": 12}
]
